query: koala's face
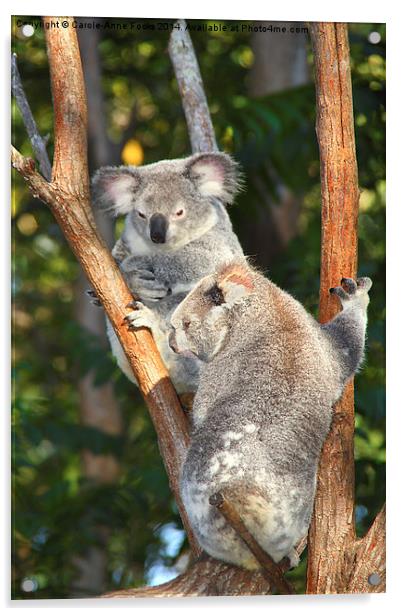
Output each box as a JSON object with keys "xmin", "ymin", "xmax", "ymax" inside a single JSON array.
[
  {"xmin": 92, "ymin": 153, "xmax": 241, "ymax": 250},
  {"xmin": 169, "ymin": 262, "xmax": 254, "ymax": 362}
]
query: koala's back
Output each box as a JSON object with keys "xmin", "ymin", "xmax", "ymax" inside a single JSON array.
[{"xmin": 181, "ymin": 276, "xmax": 339, "ymax": 567}]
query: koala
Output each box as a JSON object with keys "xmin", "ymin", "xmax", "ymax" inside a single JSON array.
[
  {"xmin": 169, "ymin": 260, "xmax": 372, "ymax": 570},
  {"xmin": 91, "ymin": 153, "xmax": 245, "ymax": 393}
]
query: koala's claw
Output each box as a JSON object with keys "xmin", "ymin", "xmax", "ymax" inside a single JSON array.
[
  {"xmin": 356, "ymin": 276, "xmax": 373, "ymax": 292},
  {"xmin": 86, "ymin": 289, "xmax": 102, "ymax": 307},
  {"xmin": 329, "ymin": 286, "xmax": 349, "ymax": 301},
  {"xmin": 340, "ymin": 277, "xmax": 357, "ymax": 294},
  {"xmin": 329, "ymin": 276, "xmax": 372, "ymax": 304},
  {"xmin": 124, "ymin": 301, "xmax": 155, "ymax": 331}
]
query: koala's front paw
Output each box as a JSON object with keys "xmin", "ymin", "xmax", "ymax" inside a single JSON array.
[
  {"xmin": 329, "ymin": 277, "xmax": 372, "ymax": 308},
  {"xmin": 130, "ymin": 270, "xmax": 171, "ymax": 302},
  {"xmin": 124, "ymin": 301, "xmax": 156, "ymax": 332}
]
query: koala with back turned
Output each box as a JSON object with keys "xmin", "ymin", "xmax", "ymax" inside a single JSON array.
[
  {"xmin": 169, "ymin": 261, "xmax": 372, "ymax": 569},
  {"xmin": 92, "ymin": 153, "xmax": 245, "ymax": 393}
]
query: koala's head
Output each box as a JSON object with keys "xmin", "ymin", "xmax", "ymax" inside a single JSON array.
[
  {"xmin": 92, "ymin": 152, "xmax": 241, "ymax": 250},
  {"xmin": 169, "ymin": 261, "xmax": 255, "ymax": 362}
]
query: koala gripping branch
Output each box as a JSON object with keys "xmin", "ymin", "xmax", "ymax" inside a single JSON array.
[
  {"xmin": 307, "ymin": 22, "xmax": 385, "ymax": 594},
  {"xmin": 11, "ymin": 18, "xmax": 200, "ymax": 557},
  {"xmin": 12, "ymin": 17, "xmax": 295, "ymax": 598}
]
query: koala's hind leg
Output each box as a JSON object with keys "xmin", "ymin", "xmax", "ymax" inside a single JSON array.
[{"xmin": 321, "ymin": 277, "xmax": 372, "ymax": 383}]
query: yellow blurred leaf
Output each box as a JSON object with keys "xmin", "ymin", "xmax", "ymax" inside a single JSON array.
[
  {"xmin": 17, "ymin": 213, "xmax": 38, "ymax": 236},
  {"xmin": 121, "ymin": 139, "xmax": 144, "ymax": 166}
]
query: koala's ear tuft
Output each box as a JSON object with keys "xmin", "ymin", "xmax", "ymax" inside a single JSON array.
[
  {"xmin": 91, "ymin": 166, "xmax": 141, "ymax": 216},
  {"xmin": 185, "ymin": 152, "xmax": 242, "ymax": 204},
  {"xmin": 217, "ymin": 262, "xmax": 254, "ymax": 307}
]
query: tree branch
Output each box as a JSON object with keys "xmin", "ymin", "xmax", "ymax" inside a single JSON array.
[
  {"xmin": 12, "ymin": 19, "xmax": 200, "ymax": 558},
  {"xmin": 349, "ymin": 505, "xmax": 386, "ymax": 593},
  {"xmin": 11, "ymin": 53, "xmax": 52, "ymax": 181},
  {"xmin": 103, "ymin": 554, "xmax": 273, "ymax": 597},
  {"xmin": 210, "ymin": 492, "xmax": 295, "ymax": 594},
  {"xmin": 102, "ymin": 537, "xmax": 307, "ymax": 598},
  {"xmin": 168, "ymin": 20, "xmax": 217, "ymax": 153},
  {"xmin": 43, "ymin": 17, "xmax": 89, "ymax": 195},
  {"xmin": 307, "ymin": 21, "xmax": 359, "ymax": 595},
  {"xmin": 306, "ymin": 22, "xmax": 385, "ymax": 594}
]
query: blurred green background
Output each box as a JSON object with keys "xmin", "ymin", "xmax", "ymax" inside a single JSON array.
[{"xmin": 11, "ymin": 17, "xmax": 385, "ymax": 598}]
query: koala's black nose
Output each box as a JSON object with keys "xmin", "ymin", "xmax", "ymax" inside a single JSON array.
[
  {"xmin": 168, "ymin": 331, "xmax": 179, "ymax": 354},
  {"xmin": 150, "ymin": 213, "xmax": 168, "ymax": 244}
]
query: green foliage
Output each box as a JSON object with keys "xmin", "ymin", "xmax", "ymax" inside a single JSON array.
[{"xmin": 12, "ymin": 17, "xmax": 385, "ymax": 597}]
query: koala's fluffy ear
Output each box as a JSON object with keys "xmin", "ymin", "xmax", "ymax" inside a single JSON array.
[
  {"xmin": 185, "ymin": 152, "xmax": 242, "ymax": 204},
  {"xmin": 217, "ymin": 262, "xmax": 254, "ymax": 307},
  {"xmin": 91, "ymin": 166, "xmax": 141, "ymax": 216}
]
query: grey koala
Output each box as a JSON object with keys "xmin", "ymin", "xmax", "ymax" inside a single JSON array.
[
  {"xmin": 169, "ymin": 261, "xmax": 372, "ymax": 569},
  {"xmin": 91, "ymin": 153, "xmax": 245, "ymax": 393}
]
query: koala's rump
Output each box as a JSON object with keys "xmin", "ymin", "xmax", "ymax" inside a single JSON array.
[
  {"xmin": 180, "ymin": 464, "xmax": 312, "ymax": 568},
  {"xmin": 180, "ymin": 420, "xmax": 315, "ymax": 568}
]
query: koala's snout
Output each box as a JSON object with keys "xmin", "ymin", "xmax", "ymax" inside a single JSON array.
[
  {"xmin": 168, "ymin": 330, "xmax": 179, "ymax": 354},
  {"xmin": 150, "ymin": 213, "xmax": 168, "ymax": 244}
]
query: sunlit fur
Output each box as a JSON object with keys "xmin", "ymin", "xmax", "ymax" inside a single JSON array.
[
  {"xmin": 91, "ymin": 153, "xmax": 245, "ymax": 393},
  {"xmin": 172, "ymin": 262, "xmax": 372, "ymax": 569}
]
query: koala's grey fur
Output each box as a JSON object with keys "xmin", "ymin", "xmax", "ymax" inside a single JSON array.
[
  {"xmin": 170, "ymin": 262, "xmax": 372, "ymax": 569},
  {"xmin": 92, "ymin": 153, "xmax": 245, "ymax": 393}
]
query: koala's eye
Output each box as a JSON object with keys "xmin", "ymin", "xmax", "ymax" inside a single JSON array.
[
  {"xmin": 175, "ymin": 209, "xmax": 184, "ymax": 218},
  {"xmin": 137, "ymin": 211, "xmax": 146, "ymax": 219},
  {"xmin": 183, "ymin": 319, "xmax": 191, "ymax": 331},
  {"xmin": 206, "ymin": 284, "xmax": 225, "ymax": 306}
]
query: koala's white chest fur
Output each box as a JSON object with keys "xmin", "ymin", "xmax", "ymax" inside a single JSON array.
[{"xmin": 124, "ymin": 222, "xmax": 157, "ymax": 257}]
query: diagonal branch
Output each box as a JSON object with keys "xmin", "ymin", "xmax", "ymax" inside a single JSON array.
[
  {"xmin": 210, "ymin": 492, "xmax": 295, "ymax": 594},
  {"xmin": 11, "ymin": 53, "xmax": 52, "ymax": 181},
  {"xmin": 12, "ymin": 18, "xmax": 200, "ymax": 558},
  {"xmin": 169, "ymin": 19, "xmax": 217, "ymax": 153}
]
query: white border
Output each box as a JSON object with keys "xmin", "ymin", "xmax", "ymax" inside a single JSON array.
[{"xmin": 3, "ymin": 1, "xmax": 402, "ymax": 614}]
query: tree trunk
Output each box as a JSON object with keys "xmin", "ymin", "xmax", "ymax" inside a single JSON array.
[{"xmin": 306, "ymin": 22, "xmax": 385, "ymax": 594}]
